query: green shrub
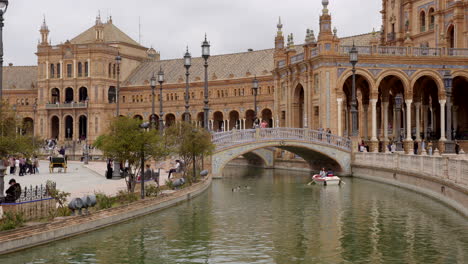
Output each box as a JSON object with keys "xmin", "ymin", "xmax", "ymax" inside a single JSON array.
[
  {"xmin": 165, "ymin": 180, "xmax": 174, "ymax": 190},
  {"xmin": 115, "ymin": 190, "xmax": 139, "ymax": 204},
  {"xmin": 145, "ymin": 185, "xmax": 159, "ymax": 197},
  {"xmin": 95, "ymin": 192, "xmax": 114, "ymax": 210},
  {"xmin": 0, "ymin": 212, "xmax": 25, "ymax": 231}
]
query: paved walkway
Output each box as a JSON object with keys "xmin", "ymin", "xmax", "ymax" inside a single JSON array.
[{"xmin": 3, "ymin": 160, "xmax": 175, "ymax": 199}]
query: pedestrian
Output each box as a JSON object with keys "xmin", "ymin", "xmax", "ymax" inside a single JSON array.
[
  {"xmin": 33, "ymin": 156, "xmax": 40, "ymax": 174},
  {"xmin": 143, "ymin": 164, "xmax": 153, "ymax": 181},
  {"xmin": 14, "ymin": 158, "xmax": 20, "ymax": 176},
  {"xmin": 326, "ymin": 128, "xmax": 331, "ymax": 143},
  {"xmin": 428, "ymin": 142, "xmax": 433, "ymax": 155},
  {"xmin": 455, "ymin": 140, "xmax": 460, "ymax": 154},
  {"xmin": 168, "ymin": 160, "xmax": 181, "ymax": 179},
  {"xmin": 414, "ymin": 141, "xmax": 419, "ymax": 155},
  {"xmin": 9, "ymin": 157, "xmax": 15, "ymax": 175},
  {"xmin": 106, "ymin": 159, "xmax": 113, "ymax": 179}
]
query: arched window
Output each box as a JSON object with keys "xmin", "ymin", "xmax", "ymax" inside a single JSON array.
[
  {"xmin": 448, "ymin": 25, "xmax": 455, "ymax": 48},
  {"xmin": 56, "ymin": 63, "xmax": 61, "ymax": 78},
  {"xmin": 108, "ymin": 86, "xmax": 116, "ymax": 103},
  {"xmin": 420, "ymin": 11, "xmax": 426, "ymax": 32},
  {"xmin": 50, "ymin": 64, "xmax": 55, "ymax": 78},
  {"xmin": 429, "ymin": 8, "xmax": 435, "ymax": 30},
  {"xmin": 78, "ymin": 62, "xmax": 82, "ymax": 77}
]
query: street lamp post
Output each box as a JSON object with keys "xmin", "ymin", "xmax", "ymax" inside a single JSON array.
[
  {"xmin": 113, "ymin": 53, "xmax": 122, "ymax": 178},
  {"xmin": 252, "ymin": 76, "xmax": 259, "ymax": 127},
  {"xmin": 158, "ymin": 67, "xmax": 165, "ymax": 134},
  {"xmin": 115, "ymin": 53, "xmax": 122, "ymax": 117},
  {"xmin": 0, "ymin": 0, "xmax": 8, "ymax": 104},
  {"xmin": 349, "ymin": 43, "xmax": 359, "ymax": 137},
  {"xmin": 202, "ymin": 35, "xmax": 210, "ymax": 130},
  {"xmin": 444, "ymin": 69, "xmax": 455, "ymax": 153},
  {"xmin": 184, "ymin": 47, "xmax": 191, "ymax": 122},
  {"xmin": 150, "ymin": 72, "xmax": 157, "ymax": 130},
  {"xmin": 395, "ymin": 93, "xmax": 403, "ymax": 151}
]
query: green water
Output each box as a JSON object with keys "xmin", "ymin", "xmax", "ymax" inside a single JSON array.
[{"xmin": 2, "ymin": 166, "xmax": 468, "ymax": 263}]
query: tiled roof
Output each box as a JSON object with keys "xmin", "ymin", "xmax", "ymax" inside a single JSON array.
[
  {"xmin": 125, "ymin": 48, "xmax": 275, "ymax": 86},
  {"xmin": 340, "ymin": 32, "xmax": 377, "ymax": 46},
  {"xmin": 71, "ymin": 21, "xmax": 141, "ymax": 47},
  {"xmin": 3, "ymin": 66, "xmax": 37, "ymax": 90}
]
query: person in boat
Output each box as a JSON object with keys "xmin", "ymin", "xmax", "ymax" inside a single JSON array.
[{"xmin": 319, "ymin": 168, "xmax": 327, "ymax": 178}]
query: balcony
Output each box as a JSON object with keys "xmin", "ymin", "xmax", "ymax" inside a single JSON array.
[{"xmin": 46, "ymin": 102, "xmax": 88, "ymax": 109}]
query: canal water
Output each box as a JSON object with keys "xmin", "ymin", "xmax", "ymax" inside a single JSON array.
[{"xmin": 2, "ymin": 166, "xmax": 468, "ymax": 264}]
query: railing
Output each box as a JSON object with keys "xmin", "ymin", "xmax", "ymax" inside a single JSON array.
[
  {"xmin": 16, "ymin": 182, "xmax": 55, "ymax": 203},
  {"xmin": 448, "ymin": 48, "xmax": 468, "ymax": 57},
  {"xmin": 413, "ymin": 47, "xmax": 441, "ymax": 56},
  {"xmin": 290, "ymin": 53, "xmax": 304, "ymax": 64},
  {"xmin": 212, "ymin": 128, "xmax": 352, "ymax": 152},
  {"xmin": 354, "ymin": 152, "xmax": 468, "ymax": 188},
  {"xmin": 376, "ymin": 46, "xmax": 408, "ymax": 56},
  {"xmin": 340, "ymin": 45, "xmax": 372, "ymax": 55},
  {"xmin": 46, "ymin": 102, "xmax": 88, "ymax": 109}
]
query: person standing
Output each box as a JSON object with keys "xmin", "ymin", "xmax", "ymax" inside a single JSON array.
[
  {"xmin": 14, "ymin": 158, "xmax": 20, "ymax": 176},
  {"xmin": 33, "ymin": 156, "xmax": 40, "ymax": 174},
  {"xmin": 106, "ymin": 159, "xmax": 113, "ymax": 179},
  {"xmin": 9, "ymin": 157, "xmax": 15, "ymax": 175}
]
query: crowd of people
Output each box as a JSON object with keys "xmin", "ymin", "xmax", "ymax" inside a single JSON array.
[{"xmin": 6, "ymin": 156, "xmax": 40, "ymax": 176}]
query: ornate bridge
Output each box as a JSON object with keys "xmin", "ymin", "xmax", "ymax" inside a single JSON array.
[{"xmin": 211, "ymin": 128, "xmax": 353, "ymax": 177}]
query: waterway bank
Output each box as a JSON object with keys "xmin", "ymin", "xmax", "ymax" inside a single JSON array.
[{"xmin": 0, "ymin": 175, "xmax": 212, "ymax": 255}]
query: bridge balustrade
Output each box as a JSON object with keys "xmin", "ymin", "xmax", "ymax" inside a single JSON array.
[{"xmin": 212, "ymin": 128, "xmax": 352, "ymax": 152}]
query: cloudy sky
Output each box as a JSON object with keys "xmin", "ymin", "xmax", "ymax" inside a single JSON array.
[{"xmin": 5, "ymin": 0, "xmax": 381, "ymax": 66}]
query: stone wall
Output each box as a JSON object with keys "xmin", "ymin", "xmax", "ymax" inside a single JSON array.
[{"xmin": 353, "ymin": 152, "xmax": 468, "ymax": 218}]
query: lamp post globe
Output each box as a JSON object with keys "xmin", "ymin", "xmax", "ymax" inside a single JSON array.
[
  {"xmin": 184, "ymin": 47, "xmax": 191, "ymax": 122},
  {"xmin": 202, "ymin": 35, "xmax": 210, "ymax": 130},
  {"xmin": 150, "ymin": 72, "xmax": 157, "ymax": 130},
  {"xmin": 158, "ymin": 67, "xmax": 165, "ymax": 134}
]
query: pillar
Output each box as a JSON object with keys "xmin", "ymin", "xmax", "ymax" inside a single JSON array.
[
  {"xmin": 60, "ymin": 60, "xmax": 63, "ymax": 79},
  {"xmin": 415, "ymin": 102, "xmax": 421, "ymax": 141},
  {"xmin": 440, "ymin": 100, "xmax": 446, "ymax": 141},
  {"xmin": 337, "ymin": 98, "xmax": 343, "ymax": 137},
  {"xmin": 46, "ymin": 61, "xmax": 49, "ymax": 79},
  {"xmin": 364, "ymin": 104, "xmax": 369, "ymax": 140},
  {"xmin": 370, "ymin": 99, "xmax": 378, "ymax": 141},
  {"xmin": 87, "ymin": 59, "xmax": 91, "ymax": 77},
  {"xmin": 405, "ymin": 99, "xmax": 412, "ymax": 140},
  {"xmin": 73, "ymin": 59, "xmax": 77, "ymax": 78},
  {"xmin": 423, "ymin": 104, "xmax": 429, "ymax": 139},
  {"xmin": 383, "ymin": 101, "xmax": 389, "ymax": 141}
]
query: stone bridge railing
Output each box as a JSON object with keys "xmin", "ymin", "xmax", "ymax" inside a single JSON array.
[
  {"xmin": 212, "ymin": 128, "xmax": 352, "ymax": 152},
  {"xmin": 354, "ymin": 152, "xmax": 468, "ymax": 188}
]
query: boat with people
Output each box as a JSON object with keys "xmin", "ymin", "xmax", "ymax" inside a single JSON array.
[{"xmin": 310, "ymin": 168, "xmax": 342, "ymax": 186}]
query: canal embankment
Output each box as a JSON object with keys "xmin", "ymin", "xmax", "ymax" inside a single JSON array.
[
  {"xmin": 0, "ymin": 175, "xmax": 212, "ymax": 255},
  {"xmin": 352, "ymin": 152, "xmax": 468, "ymax": 218}
]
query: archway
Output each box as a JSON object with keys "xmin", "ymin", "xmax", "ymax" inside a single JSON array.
[
  {"xmin": 245, "ymin": 110, "xmax": 255, "ymax": 129},
  {"xmin": 165, "ymin": 114, "xmax": 176, "ymax": 127},
  {"xmin": 197, "ymin": 112, "xmax": 205, "ymax": 128},
  {"xmin": 79, "ymin": 115, "xmax": 87, "ymax": 140},
  {"xmin": 79, "ymin": 87, "xmax": 88, "ymax": 102},
  {"xmin": 51, "ymin": 88, "xmax": 60, "ymax": 104},
  {"xmin": 453, "ymin": 76, "xmax": 468, "ymax": 139},
  {"xmin": 261, "ymin": 108, "xmax": 273, "ymax": 128},
  {"xmin": 229, "ymin": 111, "xmax": 240, "ymax": 130},
  {"xmin": 133, "ymin": 115, "xmax": 143, "ymax": 120},
  {"xmin": 448, "ymin": 25, "xmax": 455, "ymax": 49},
  {"xmin": 108, "ymin": 86, "xmax": 116, "ymax": 103},
  {"xmin": 213, "ymin": 111, "xmax": 224, "ymax": 132},
  {"xmin": 65, "ymin": 87, "xmax": 74, "ymax": 103},
  {"xmin": 413, "ymin": 76, "xmax": 440, "ymax": 140},
  {"xmin": 22, "ymin": 118, "xmax": 34, "ymax": 136},
  {"xmin": 343, "ymin": 74, "xmax": 371, "ymax": 137},
  {"xmin": 51, "ymin": 116, "xmax": 59, "ymax": 139},
  {"xmin": 293, "ymin": 84, "xmax": 305, "ymax": 128},
  {"xmin": 149, "ymin": 114, "xmax": 160, "ymax": 130},
  {"xmin": 181, "ymin": 113, "xmax": 191, "ymax": 122},
  {"xmin": 65, "ymin": 116, "xmax": 73, "ymax": 140}
]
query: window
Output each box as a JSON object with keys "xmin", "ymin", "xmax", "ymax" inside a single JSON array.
[
  {"xmin": 50, "ymin": 64, "xmax": 55, "ymax": 78},
  {"xmin": 113, "ymin": 64, "xmax": 116, "ymax": 78},
  {"xmin": 429, "ymin": 8, "xmax": 435, "ymax": 30},
  {"xmin": 108, "ymin": 86, "xmax": 116, "ymax": 103},
  {"xmin": 78, "ymin": 62, "xmax": 82, "ymax": 77},
  {"xmin": 85, "ymin": 62, "xmax": 89, "ymax": 77},
  {"xmin": 56, "ymin": 63, "xmax": 61, "ymax": 78},
  {"xmin": 420, "ymin": 11, "xmax": 426, "ymax": 32},
  {"xmin": 67, "ymin": 64, "xmax": 72, "ymax": 78},
  {"xmin": 122, "ymin": 96, "xmax": 125, "ymax": 103}
]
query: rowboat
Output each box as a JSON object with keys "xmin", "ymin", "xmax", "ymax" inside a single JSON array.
[{"xmin": 311, "ymin": 174, "xmax": 342, "ymax": 186}]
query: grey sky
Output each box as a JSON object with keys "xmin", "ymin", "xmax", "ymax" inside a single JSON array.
[{"xmin": 4, "ymin": 0, "xmax": 381, "ymax": 66}]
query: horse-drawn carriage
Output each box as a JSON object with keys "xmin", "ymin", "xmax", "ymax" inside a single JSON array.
[{"xmin": 49, "ymin": 157, "xmax": 67, "ymax": 173}]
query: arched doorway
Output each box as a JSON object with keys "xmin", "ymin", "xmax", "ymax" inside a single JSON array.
[
  {"xmin": 108, "ymin": 86, "xmax": 116, "ymax": 103},
  {"xmin": 51, "ymin": 88, "xmax": 60, "ymax": 104},
  {"xmin": 377, "ymin": 75, "xmax": 405, "ymax": 145},
  {"xmin": 261, "ymin": 108, "xmax": 273, "ymax": 128},
  {"xmin": 245, "ymin": 110, "xmax": 255, "ymax": 129},
  {"xmin": 343, "ymin": 75, "xmax": 371, "ymax": 137},
  {"xmin": 65, "ymin": 116, "xmax": 73, "ymax": 140},
  {"xmin": 149, "ymin": 114, "xmax": 160, "ymax": 129},
  {"xmin": 51, "ymin": 116, "xmax": 59, "ymax": 139},
  {"xmin": 181, "ymin": 113, "xmax": 191, "ymax": 122},
  {"xmin": 65, "ymin": 87, "xmax": 74, "ymax": 103},
  {"xmin": 165, "ymin": 114, "xmax": 176, "ymax": 127},
  {"xmin": 79, "ymin": 115, "xmax": 87, "ymax": 140},
  {"xmin": 197, "ymin": 112, "xmax": 205, "ymax": 128},
  {"xmin": 447, "ymin": 25, "xmax": 455, "ymax": 49},
  {"xmin": 413, "ymin": 76, "xmax": 440, "ymax": 141},
  {"xmin": 453, "ymin": 76, "xmax": 468, "ymax": 140},
  {"xmin": 293, "ymin": 84, "xmax": 305, "ymax": 128},
  {"xmin": 79, "ymin": 87, "xmax": 88, "ymax": 102},
  {"xmin": 229, "ymin": 111, "xmax": 240, "ymax": 130},
  {"xmin": 22, "ymin": 118, "xmax": 34, "ymax": 136},
  {"xmin": 213, "ymin": 111, "xmax": 224, "ymax": 132}
]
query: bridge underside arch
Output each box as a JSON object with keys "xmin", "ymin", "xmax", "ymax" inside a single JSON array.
[
  {"xmin": 238, "ymin": 148, "xmax": 275, "ymax": 168},
  {"xmin": 212, "ymin": 141, "xmax": 351, "ymax": 177}
]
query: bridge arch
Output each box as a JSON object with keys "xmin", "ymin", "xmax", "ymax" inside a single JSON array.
[{"xmin": 211, "ymin": 128, "xmax": 351, "ymax": 177}]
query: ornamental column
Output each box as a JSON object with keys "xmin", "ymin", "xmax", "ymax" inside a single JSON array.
[
  {"xmin": 439, "ymin": 100, "xmax": 446, "ymax": 141},
  {"xmin": 363, "ymin": 104, "xmax": 369, "ymax": 140},
  {"xmin": 370, "ymin": 98, "xmax": 378, "ymax": 152},
  {"xmin": 414, "ymin": 102, "xmax": 421, "ymax": 141},
  {"xmin": 337, "ymin": 98, "xmax": 343, "ymax": 137},
  {"xmin": 405, "ymin": 99, "xmax": 412, "ymax": 141},
  {"xmin": 382, "ymin": 101, "xmax": 389, "ymax": 142}
]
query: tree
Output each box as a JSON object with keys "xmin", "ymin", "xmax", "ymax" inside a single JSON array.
[
  {"xmin": 94, "ymin": 117, "xmax": 168, "ymax": 192},
  {"xmin": 165, "ymin": 122, "xmax": 215, "ymax": 184}
]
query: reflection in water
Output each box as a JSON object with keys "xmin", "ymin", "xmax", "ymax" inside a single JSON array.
[{"xmin": 1, "ymin": 166, "xmax": 467, "ymax": 263}]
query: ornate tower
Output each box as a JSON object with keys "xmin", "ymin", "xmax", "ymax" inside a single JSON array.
[
  {"xmin": 274, "ymin": 17, "xmax": 286, "ymax": 64},
  {"xmin": 317, "ymin": 0, "xmax": 339, "ymax": 55},
  {"xmin": 39, "ymin": 17, "xmax": 49, "ymax": 46},
  {"xmin": 95, "ymin": 13, "xmax": 104, "ymax": 42}
]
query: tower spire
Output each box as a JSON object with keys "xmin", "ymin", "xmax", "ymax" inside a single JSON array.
[
  {"xmin": 39, "ymin": 15, "xmax": 50, "ymax": 45},
  {"xmin": 277, "ymin": 16, "xmax": 283, "ymax": 36}
]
